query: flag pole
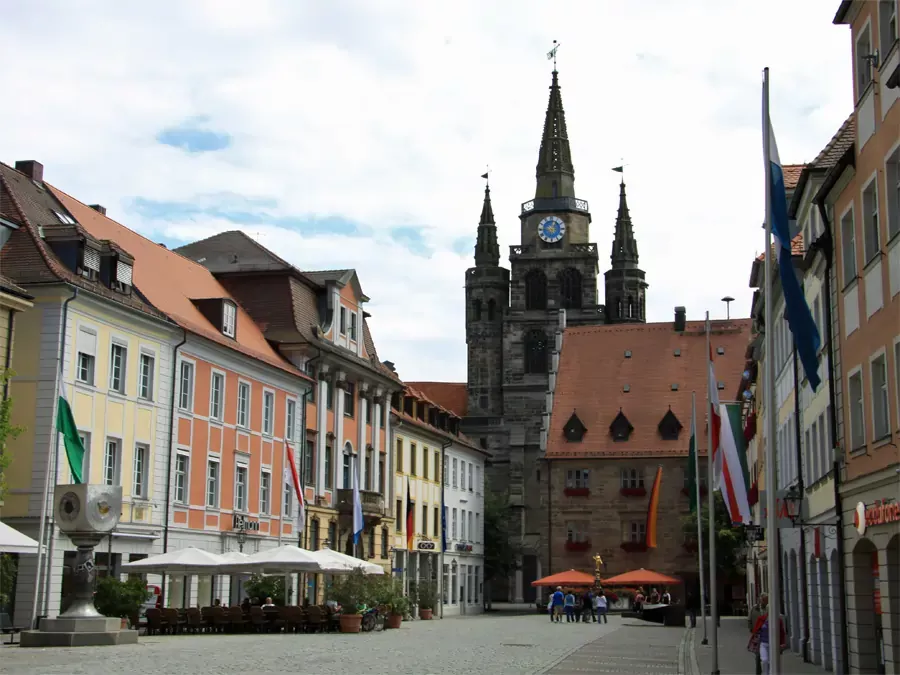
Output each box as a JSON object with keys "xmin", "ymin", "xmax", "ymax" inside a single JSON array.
[
  {"xmin": 762, "ymin": 66, "xmax": 782, "ymax": 674},
  {"xmin": 706, "ymin": 311, "xmax": 719, "ymax": 674},
  {"xmin": 692, "ymin": 391, "xmax": 708, "ymax": 646}
]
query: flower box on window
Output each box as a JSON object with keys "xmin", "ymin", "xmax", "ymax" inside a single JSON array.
[
  {"xmin": 620, "ymin": 487, "xmax": 647, "ymax": 497},
  {"xmin": 564, "ymin": 487, "xmax": 590, "ymax": 497},
  {"xmin": 620, "ymin": 541, "xmax": 648, "ymax": 553},
  {"xmin": 565, "ymin": 540, "xmax": 590, "ymax": 552}
]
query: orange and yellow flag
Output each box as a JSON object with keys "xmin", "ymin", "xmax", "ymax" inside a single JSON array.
[{"xmin": 645, "ymin": 466, "xmax": 663, "ymax": 548}]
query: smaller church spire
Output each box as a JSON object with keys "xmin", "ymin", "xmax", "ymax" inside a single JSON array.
[
  {"xmin": 534, "ymin": 67, "xmax": 575, "ymax": 200},
  {"xmin": 474, "ymin": 182, "xmax": 500, "ymax": 267},
  {"xmin": 610, "ymin": 180, "xmax": 639, "ymax": 268}
]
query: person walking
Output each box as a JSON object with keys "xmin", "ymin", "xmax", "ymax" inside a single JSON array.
[
  {"xmin": 748, "ymin": 593, "xmax": 768, "ymax": 675},
  {"xmin": 581, "ymin": 589, "xmax": 595, "ymax": 623},
  {"xmin": 595, "ymin": 591, "xmax": 608, "ymax": 624},
  {"xmin": 564, "ymin": 590, "xmax": 576, "ymax": 623},
  {"xmin": 550, "ymin": 586, "xmax": 565, "ymax": 623},
  {"xmin": 749, "ymin": 599, "xmax": 786, "ymax": 675}
]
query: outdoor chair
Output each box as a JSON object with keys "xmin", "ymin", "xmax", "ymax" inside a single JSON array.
[
  {"xmin": 144, "ymin": 608, "xmax": 165, "ymax": 636},
  {"xmin": 281, "ymin": 606, "xmax": 305, "ymax": 633},
  {"xmin": 185, "ymin": 607, "xmax": 204, "ymax": 633},
  {"xmin": 249, "ymin": 606, "xmax": 268, "ymax": 632},
  {"xmin": 227, "ymin": 606, "xmax": 248, "ymax": 632},
  {"xmin": 305, "ymin": 606, "xmax": 326, "ymax": 633},
  {"xmin": 160, "ymin": 608, "xmax": 182, "ymax": 634}
]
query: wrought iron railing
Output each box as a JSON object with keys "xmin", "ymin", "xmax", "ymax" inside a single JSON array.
[
  {"xmin": 520, "ymin": 196, "xmax": 589, "ymax": 215},
  {"xmin": 336, "ymin": 489, "xmax": 384, "ymax": 515}
]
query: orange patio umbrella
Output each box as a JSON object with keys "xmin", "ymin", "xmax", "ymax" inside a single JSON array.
[
  {"xmin": 530, "ymin": 569, "xmax": 596, "ymax": 587},
  {"xmin": 600, "ymin": 568, "xmax": 681, "ymax": 587}
]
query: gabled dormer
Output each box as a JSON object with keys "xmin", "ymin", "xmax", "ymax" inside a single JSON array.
[
  {"xmin": 609, "ymin": 409, "xmax": 633, "ymax": 442},
  {"xmin": 563, "ymin": 410, "xmax": 587, "ymax": 442},
  {"xmin": 192, "ymin": 297, "xmax": 239, "ymax": 339},
  {"xmin": 658, "ymin": 408, "xmax": 683, "ymax": 441},
  {"xmin": 42, "ymin": 223, "xmax": 102, "ymax": 281},
  {"xmin": 98, "ymin": 242, "xmax": 134, "ymax": 295}
]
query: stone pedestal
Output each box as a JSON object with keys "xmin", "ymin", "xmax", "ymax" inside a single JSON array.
[{"xmin": 20, "ymin": 617, "xmax": 138, "ymax": 647}]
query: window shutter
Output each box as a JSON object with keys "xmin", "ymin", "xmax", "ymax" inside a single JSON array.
[
  {"xmin": 83, "ymin": 247, "xmax": 100, "ymax": 271},
  {"xmin": 77, "ymin": 328, "xmax": 97, "ymax": 356},
  {"xmin": 117, "ymin": 261, "xmax": 133, "ymax": 286}
]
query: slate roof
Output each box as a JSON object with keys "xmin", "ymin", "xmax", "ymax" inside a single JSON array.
[
  {"xmin": 546, "ymin": 318, "xmax": 752, "ymax": 459},
  {"xmin": 405, "ymin": 381, "xmax": 468, "ymax": 418}
]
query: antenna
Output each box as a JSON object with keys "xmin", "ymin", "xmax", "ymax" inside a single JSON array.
[{"xmin": 721, "ymin": 296, "xmax": 735, "ymax": 320}]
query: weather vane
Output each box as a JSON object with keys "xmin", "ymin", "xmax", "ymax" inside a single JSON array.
[
  {"xmin": 547, "ymin": 40, "xmax": 560, "ymax": 70},
  {"xmin": 480, "ymin": 165, "xmax": 491, "ymax": 186}
]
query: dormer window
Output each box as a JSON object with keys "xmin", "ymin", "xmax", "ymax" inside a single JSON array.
[
  {"xmin": 82, "ymin": 245, "xmax": 100, "ymax": 280},
  {"xmin": 609, "ymin": 410, "xmax": 634, "ymax": 442},
  {"xmin": 563, "ymin": 411, "xmax": 587, "ymax": 442},
  {"xmin": 658, "ymin": 408, "xmax": 683, "ymax": 441},
  {"xmin": 114, "ymin": 259, "xmax": 133, "ymax": 293},
  {"xmin": 349, "ymin": 312, "xmax": 358, "ymax": 341},
  {"xmin": 222, "ymin": 301, "xmax": 237, "ymax": 338},
  {"xmin": 53, "ymin": 210, "xmax": 76, "ymax": 225}
]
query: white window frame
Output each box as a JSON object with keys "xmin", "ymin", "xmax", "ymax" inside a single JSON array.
[
  {"xmin": 109, "ymin": 342, "xmax": 127, "ymax": 394},
  {"xmin": 283, "ymin": 479, "xmax": 292, "ymax": 518},
  {"xmin": 179, "ymin": 360, "xmax": 195, "ymax": 411},
  {"xmin": 349, "ymin": 311, "xmax": 358, "ymax": 341},
  {"xmin": 565, "ymin": 468, "xmax": 590, "ymax": 489},
  {"xmin": 103, "ymin": 437, "xmax": 120, "ymax": 486},
  {"xmin": 260, "ymin": 469, "xmax": 271, "ymax": 515},
  {"xmin": 885, "ymin": 141, "xmax": 900, "ymax": 242},
  {"xmin": 855, "ymin": 20, "xmax": 874, "ymax": 98},
  {"xmin": 878, "ymin": 0, "xmax": 898, "ymax": 56},
  {"xmin": 468, "ymin": 463, "xmax": 473, "ymax": 492},
  {"xmin": 132, "ymin": 442, "xmax": 148, "ymax": 499},
  {"xmin": 286, "ymin": 398, "xmax": 297, "ymax": 441},
  {"xmin": 75, "ymin": 326, "xmax": 97, "ymax": 386},
  {"xmin": 339, "ymin": 306, "xmax": 347, "ymax": 335},
  {"xmin": 234, "ymin": 461, "xmax": 249, "ymax": 513},
  {"xmin": 861, "ymin": 173, "xmax": 881, "ymax": 265},
  {"xmin": 628, "ymin": 521, "xmax": 646, "ymax": 543},
  {"xmin": 452, "ymin": 457, "xmax": 458, "ymax": 488},
  {"xmin": 262, "ymin": 389, "xmax": 275, "ymax": 436},
  {"xmin": 566, "ymin": 521, "xmax": 589, "ymax": 543},
  {"xmin": 847, "ymin": 366, "xmax": 866, "ymax": 451},
  {"xmin": 174, "ymin": 451, "xmax": 190, "ymax": 504},
  {"xmin": 451, "ymin": 507, "xmax": 457, "ymax": 539},
  {"xmin": 138, "ymin": 350, "xmax": 155, "ymax": 401},
  {"xmin": 620, "ymin": 467, "xmax": 644, "ymax": 488},
  {"xmin": 237, "ymin": 380, "xmax": 250, "ymax": 428},
  {"xmin": 209, "ymin": 370, "xmax": 225, "ymax": 422},
  {"xmin": 840, "ymin": 203, "xmax": 858, "ymax": 286},
  {"xmin": 869, "ymin": 349, "xmax": 890, "ymax": 441},
  {"xmin": 222, "ymin": 300, "xmax": 237, "ymax": 338},
  {"xmin": 77, "ymin": 431, "xmax": 91, "ymax": 482},
  {"xmin": 206, "ymin": 458, "xmax": 220, "ymax": 509}
]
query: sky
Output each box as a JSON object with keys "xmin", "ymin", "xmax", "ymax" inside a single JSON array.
[{"xmin": 0, "ymin": 0, "xmax": 853, "ymax": 382}]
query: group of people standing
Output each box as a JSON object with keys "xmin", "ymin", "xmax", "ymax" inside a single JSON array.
[{"xmin": 547, "ymin": 587, "xmax": 609, "ymax": 624}]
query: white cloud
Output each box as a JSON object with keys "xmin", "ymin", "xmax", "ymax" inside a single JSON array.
[{"xmin": 0, "ymin": 0, "xmax": 852, "ymax": 381}]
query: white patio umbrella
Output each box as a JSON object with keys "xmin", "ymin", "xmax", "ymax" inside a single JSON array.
[
  {"xmin": 310, "ymin": 547, "xmax": 385, "ymax": 575},
  {"xmin": 217, "ymin": 545, "xmax": 322, "ymax": 575},
  {"xmin": 218, "ymin": 551, "xmax": 250, "ymax": 565},
  {"xmin": 122, "ymin": 547, "xmax": 224, "ymax": 574},
  {"xmin": 0, "ymin": 521, "xmax": 41, "ymax": 554}
]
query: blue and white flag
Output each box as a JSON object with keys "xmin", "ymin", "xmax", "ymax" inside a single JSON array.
[
  {"xmin": 352, "ymin": 461, "xmax": 364, "ymax": 547},
  {"xmin": 766, "ymin": 117, "xmax": 822, "ymax": 391}
]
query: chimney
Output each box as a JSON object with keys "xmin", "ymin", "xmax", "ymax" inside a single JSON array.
[
  {"xmin": 674, "ymin": 306, "xmax": 686, "ymax": 332},
  {"xmin": 15, "ymin": 160, "xmax": 44, "ymax": 183},
  {"xmin": 89, "ymin": 204, "xmax": 107, "ymax": 215},
  {"xmin": 157, "ymin": 243, "xmax": 168, "ymax": 248},
  {"xmin": 382, "ymin": 360, "xmax": 396, "ymax": 373}
]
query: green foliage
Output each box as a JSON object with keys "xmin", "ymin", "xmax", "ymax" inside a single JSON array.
[
  {"xmin": 0, "ymin": 553, "xmax": 17, "ymax": 611},
  {"xmin": 681, "ymin": 491, "xmax": 746, "ymax": 579},
  {"xmin": 0, "ymin": 369, "xmax": 25, "ymax": 500},
  {"xmin": 413, "ymin": 579, "xmax": 438, "ymax": 610},
  {"xmin": 329, "ymin": 569, "xmax": 373, "ymax": 614},
  {"xmin": 93, "ymin": 576, "xmax": 150, "ymax": 620},
  {"xmin": 243, "ymin": 574, "xmax": 286, "ymax": 605},
  {"xmin": 483, "ymin": 490, "xmax": 521, "ymax": 582}
]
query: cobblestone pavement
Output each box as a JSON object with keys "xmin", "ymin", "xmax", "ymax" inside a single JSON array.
[
  {"xmin": 0, "ymin": 614, "xmax": 622, "ymax": 675},
  {"xmin": 543, "ymin": 619, "xmax": 689, "ymax": 675}
]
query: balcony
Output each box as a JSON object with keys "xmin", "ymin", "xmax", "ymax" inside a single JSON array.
[
  {"xmin": 520, "ymin": 196, "xmax": 589, "ymax": 216},
  {"xmin": 336, "ymin": 489, "xmax": 384, "ymax": 523}
]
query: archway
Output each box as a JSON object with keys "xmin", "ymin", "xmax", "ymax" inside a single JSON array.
[
  {"xmin": 850, "ymin": 538, "xmax": 880, "ymax": 673},
  {"xmin": 887, "ymin": 535, "xmax": 899, "ymax": 670}
]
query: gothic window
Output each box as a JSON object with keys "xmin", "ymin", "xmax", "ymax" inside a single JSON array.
[
  {"xmin": 616, "ymin": 298, "xmax": 622, "ymax": 318},
  {"xmin": 640, "ymin": 295, "xmax": 645, "ymax": 320},
  {"xmin": 627, "ymin": 297, "xmax": 634, "ymax": 318},
  {"xmin": 524, "ymin": 329, "xmax": 548, "ymax": 374},
  {"xmin": 473, "ymin": 299, "xmax": 482, "ymax": 321},
  {"xmin": 558, "ymin": 268, "xmax": 582, "ymax": 309},
  {"xmin": 487, "ymin": 298, "xmax": 496, "ymax": 321},
  {"xmin": 524, "ymin": 270, "xmax": 548, "ymax": 311}
]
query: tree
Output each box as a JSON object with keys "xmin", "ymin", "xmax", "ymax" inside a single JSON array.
[
  {"xmin": 0, "ymin": 369, "xmax": 25, "ymax": 501},
  {"xmin": 243, "ymin": 574, "xmax": 286, "ymax": 605},
  {"xmin": 482, "ymin": 490, "xmax": 521, "ymax": 583},
  {"xmin": 681, "ymin": 491, "xmax": 746, "ymax": 580}
]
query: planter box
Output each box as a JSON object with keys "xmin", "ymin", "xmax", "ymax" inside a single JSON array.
[
  {"xmin": 620, "ymin": 487, "xmax": 647, "ymax": 497},
  {"xmin": 565, "ymin": 540, "xmax": 590, "ymax": 552},
  {"xmin": 419, "ymin": 608, "xmax": 433, "ymax": 620},
  {"xmin": 339, "ymin": 613, "xmax": 363, "ymax": 633},
  {"xmin": 564, "ymin": 487, "xmax": 590, "ymax": 497},
  {"xmin": 620, "ymin": 541, "xmax": 648, "ymax": 552}
]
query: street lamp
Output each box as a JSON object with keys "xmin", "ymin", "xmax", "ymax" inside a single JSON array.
[{"xmin": 236, "ymin": 520, "xmax": 247, "ymax": 553}]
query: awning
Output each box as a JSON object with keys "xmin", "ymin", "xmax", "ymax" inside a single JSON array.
[
  {"xmin": 530, "ymin": 569, "xmax": 596, "ymax": 587},
  {"xmin": 601, "ymin": 568, "xmax": 681, "ymax": 586},
  {"xmin": 0, "ymin": 521, "xmax": 41, "ymax": 554}
]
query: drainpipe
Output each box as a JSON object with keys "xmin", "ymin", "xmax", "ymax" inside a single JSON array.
[
  {"xmin": 160, "ymin": 328, "xmax": 188, "ymax": 607},
  {"xmin": 440, "ymin": 439, "xmax": 451, "ymax": 619},
  {"xmin": 815, "ymin": 201, "xmax": 849, "ymax": 674},
  {"xmin": 37, "ymin": 286, "xmax": 77, "ymax": 620},
  {"xmin": 546, "ymin": 456, "xmax": 552, "ymax": 610},
  {"xmin": 3, "ymin": 308, "xmax": 16, "ymax": 398},
  {"xmin": 792, "ymin": 343, "xmax": 810, "ymax": 662}
]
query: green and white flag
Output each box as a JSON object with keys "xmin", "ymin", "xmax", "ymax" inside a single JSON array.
[{"xmin": 57, "ymin": 379, "xmax": 84, "ymax": 483}]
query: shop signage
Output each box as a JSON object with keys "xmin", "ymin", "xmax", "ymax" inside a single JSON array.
[
  {"xmin": 758, "ymin": 490, "xmax": 803, "ymax": 529},
  {"xmin": 417, "ymin": 541, "xmax": 436, "ymax": 550},
  {"xmin": 455, "ymin": 543, "xmax": 473, "ymax": 552},
  {"xmin": 853, "ymin": 499, "xmax": 900, "ymax": 536},
  {"xmin": 233, "ymin": 514, "xmax": 260, "ymax": 531}
]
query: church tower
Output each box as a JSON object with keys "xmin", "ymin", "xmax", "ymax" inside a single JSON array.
[
  {"xmin": 464, "ymin": 181, "xmax": 509, "ymax": 418},
  {"xmin": 604, "ymin": 179, "xmax": 648, "ymax": 323}
]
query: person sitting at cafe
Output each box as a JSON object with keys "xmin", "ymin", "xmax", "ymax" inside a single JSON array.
[{"xmin": 262, "ymin": 597, "xmax": 275, "ymax": 608}]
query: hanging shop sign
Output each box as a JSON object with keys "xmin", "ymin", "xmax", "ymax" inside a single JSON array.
[
  {"xmin": 417, "ymin": 541, "xmax": 436, "ymax": 550},
  {"xmin": 853, "ymin": 499, "xmax": 900, "ymax": 536}
]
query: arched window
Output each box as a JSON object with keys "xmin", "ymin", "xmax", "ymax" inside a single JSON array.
[
  {"xmin": 473, "ymin": 299, "xmax": 482, "ymax": 321},
  {"xmin": 616, "ymin": 298, "xmax": 622, "ymax": 318},
  {"xmin": 309, "ymin": 518, "xmax": 320, "ymax": 550},
  {"xmin": 487, "ymin": 298, "xmax": 496, "ymax": 320},
  {"xmin": 342, "ymin": 442, "xmax": 353, "ymax": 489},
  {"xmin": 627, "ymin": 297, "xmax": 634, "ymax": 318},
  {"xmin": 524, "ymin": 329, "xmax": 548, "ymax": 374},
  {"xmin": 558, "ymin": 268, "xmax": 582, "ymax": 309},
  {"xmin": 524, "ymin": 270, "xmax": 548, "ymax": 310},
  {"xmin": 639, "ymin": 295, "xmax": 645, "ymax": 321}
]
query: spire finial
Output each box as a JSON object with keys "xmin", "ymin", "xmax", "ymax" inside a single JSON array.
[
  {"xmin": 546, "ymin": 40, "xmax": 560, "ymax": 72},
  {"xmin": 612, "ymin": 162, "xmax": 626, "ymax": 184},
  {"xmin": 481, "ymin": 165, "xmax": 490, "ymax": 188}
]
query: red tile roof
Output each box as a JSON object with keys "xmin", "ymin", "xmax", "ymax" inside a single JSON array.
[
  {"xmin": 755, "ymin": 233, "xmax": 804, "ymax": 261},
  {"xmin": 394, "ymin": 384, "xmax": 481, "ymax": 452},
  {"xmin": 781, "ymin": 164, "xmax": 805, "ymax": 190},
  {"xmin": 405, "ymin": 381, "xmax": 468, "ymax": 417},
  {"xmin": 547, "ymin": 319, "xmax": 752, "ymax": 459}
]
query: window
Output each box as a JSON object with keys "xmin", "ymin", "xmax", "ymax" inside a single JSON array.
[
  {"xmin": 461, "ymin": 508, "xmax": 466, "ymax": 540},
  {"xmin": 443, "ymin": 456, "xmax": 449, "ymax": 486},
  {"xmin": 222, "ymin": 301, "xmax": 237, "ymax": 338},
  {"xmin": 848, "ymin": 370, "xmax": 866, "ymax": 450},
  {"xmin": 76, "ymin": 432, "xmax": 90, "ymax": 479},
  {"xmin": 283, "ymin": 481, "xmax": 292, "ymax": 518},
  {"xmin": 468, "ymin": 463, "xmax": 473, "ymax": 491},
  {"xmin": 339, "ymin": 307, "xmax": 347, "ymax": 335},
  {"xmin": 206, "ymin": 460, "xmax": 219, "ymax": 508},
  {"xmin": 260, "ymin": 470, "xmax": 271, "ymax": 514},
  {"xmin": 365, "ymin": 447, "xmax": 373, "ymax": 490},
  {"xmin": 327, "ymin": 522, "xmax": 336, "ymax": 548},
  {"xmin": 452, "ymin": 458, "xmax": 458, "ymax": 488},
  {"xmin": 422, "ymin": 447, "xmax": 429, "ymax": 480},
  {"xmin": 475, "ymin": 466, "xmax": 480, "ymax": 494},
  {"xmin": 460, "ymin": 462, "xmax": 466, "ymax": 490},
  {"xmin": 856, "ymin": 24, "xmax": 874, "ymax": 96},
  {"xmin": 342, "ymin": 447, "xmax": 352, "ymax": 489},
  {"xmin": 627, "ymin": 521, "xmax": 646, "ymax": 543},
  {"xmin": 382, "ymin": 528, "xmax": 389, "ymax": 558},
  {"xmin": 237, "ymin": 382, "xmax": 250, "ymax": 428},
  {"xmin": 871, "ymin": 354, "xmax": 890, "ymax": 440},
  {"xmin": 886, "ymin": 146, "xmax": 900, "ymax": 240},
  {"xmin": 308, "ymin": 519, "xmax": 320, "ymax": 550},
  {"xmin": 210, "ymin": 372, "xmax": 224, "ymax": 421},
  {"xmin": 620, "ymin": 468, "xmax": 644, "ymax": 488},
  {"xmin": 138, "ymin": 352, "xmax": 155, "ymax": 400},
  {"xmin": 235, "ymin": 464, "xmax": 248, "ymax": 512},
  {"xmin": 558, "ymin": 268, "xmax": 582, "ymax": 309},
  {"xmin": 109, "ymin": 343, "xmax": 126, "ymax": 393},
  {"xmin": 103, "ymin": 439, "xmax": 119, "ymax": 486},
  {"xmin": 566, "ymin": 521, "xmax": 589, "ymax": 544},
  {"xmin": 433, "ymin": 506, "xmax": 439, "ymax": 537},
  {"xmin": 818, "ymin": 412, "xmax": 828, "ymax": 481},
  {"xmin": 365, "ymin": 398, "xmax": 372, "ymax": 424},
  {"xmin": 410, "ymin": 442, "xmax": 417, "ymax": 476},
  {"xmin": 468, "ymin": 511, "xmax": 473, "ymax": 542},
  {"xmin": 841, "ymin": 208, "xmax": 857, "ymax": 284},
  {"xmin": 395, "ymin": 438, "xmax": 403, "ymax": 473},
  {"xmin": 472, "ymin": 298, "xmax": 482, "ymax": 322},
  {"xmin": 524, "ymin": 329, "xmax": 548, "ymax": 374},
  {"xmin": 174, "ymin": 452, "xmax": 188, "ymax": 503},
  {"xmin": 82, "ymin": 245, "xmax": 100, "ymax": 278},
  {"xmin": 304, "ymin": 439, "xmax": 315, "ymax": 486},
  {"xmin": 452, "ymin": 508, "xmax": 458, "ymax": 539},
  {"xmin": 488, "ymin": 299, "xmax": 496, "ymax": 320},
  {"xmin": 263, "ymin": 391, "xmax": 274, "ymax": 435},
  {"xmin": 475, "ymin": 513, "xmax": 480, "ymax": 543},
  {"xmin": 344, "ymin": 383, "xmax": 355, "ymax": 418},
  {"xmin": 862, "ymin": 180, "xmax": 880, "ymax": 264},
  {"xmin": 76, "ymin": 328, "xmax": 96, "ymax": 385},
  {"xmin": 349, "ymin": 312, "xmax": 358, "ymax": 341},
  {"xmin": 326, "ymin": 382, "xmax": 333, "ymax": 411},
  {"xmin": 132, "ymin": 444, "xmax": 148, "ymax": 498},
  {"xmin": 443, "ymin": 565, "xmax": 450, "ymax": 604},
  {"xmin": 566, "ymin": 469, "xmax": 590, "ymax": 489},
  {"xmin": 379, "ymin": 453, "xmax": 386, "ymax": 495},
  {"xmin": 395, "ymin": 500, "xmax": 403, "ymax": 531},
  {"xmin": 524, "ymin": 269, "xmax": 548, "ymax": 310},
  {"xmin": 286, "ymin": 399, "xmax": 297, "ymax": 441},
  {"xmin": 324, "ymin": 444, "xmax": 333, "ymax": 489},
  {"xmin": 879, "ymin": 0, "xmax": 898, "ymax": 55},
  {"xmin": 421, "ymin": 504, "xmax": 428, "ymax": 535},
  {"xmin": 179, "ymin": 362, "xmax": 194, "ymax": 411}
]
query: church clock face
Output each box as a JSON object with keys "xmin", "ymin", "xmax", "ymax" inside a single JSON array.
[{"xmin": 537, "ymin": 216, "xmax": 566, "ymax": 243}]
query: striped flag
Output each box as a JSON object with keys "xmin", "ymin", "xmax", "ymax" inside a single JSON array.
[
  {"xmin": 686, "ymin": 408, "xmax": 699, "ymax": 514},
  {"xmin": 285, "ymin": 445, "xmax": 305, "ymax": 533},
  {"xmin": 719, "ymin": 403, "xmax": 752, "ymax": 524},
  {"xmin": 645, "ymin": 466, "xmax": 662, "ymax": 548}
]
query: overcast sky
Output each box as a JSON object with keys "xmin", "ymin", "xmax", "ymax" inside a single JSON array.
[{"xmin": 0, "ymin": 0, "xmax": 852, "ymax": 382}]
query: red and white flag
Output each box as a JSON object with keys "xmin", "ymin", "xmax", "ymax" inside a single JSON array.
[{"xmin": 285, "ymin": 445, "xmax": 305, "ymax": 533}]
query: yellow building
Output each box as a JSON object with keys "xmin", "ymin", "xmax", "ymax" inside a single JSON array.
[{"xmin": 0, "ymin": 161, "xmax": 180, "ymax": 625}]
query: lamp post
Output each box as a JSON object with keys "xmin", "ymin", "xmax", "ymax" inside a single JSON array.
[{"xmin": 236, "ymin": 520, "xmax": 247, "ymax": 553}]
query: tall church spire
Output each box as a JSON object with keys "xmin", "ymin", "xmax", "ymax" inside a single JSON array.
[
  {"xmin": 534, "ymin": 69, "xmax": 575, "ymax": 200},
  {"xmin": 474, "ymin": 183, "xmax": 500, "ymax": 267},
  {"xmin": 610, "ymin": 180, "xmax": 639, "ymax": 268}
]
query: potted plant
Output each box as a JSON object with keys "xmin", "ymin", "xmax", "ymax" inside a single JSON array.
[
  {"xmin": 329, "ymin": 569, "xmax": 369, "ymax": 633},
  {"xmin": 94, "ymin": 576, "xmax": 150, "ymax": 629},
  {"xmin": 415, "ymin": 580, "xmax": 437, "ymax": 620},
  {"xmin": 387, "ymin": 593, "xmax": 409, "ymax": 629}
]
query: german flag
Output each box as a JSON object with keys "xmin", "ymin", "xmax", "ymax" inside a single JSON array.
[
  {"xmin": 645, "ymin": 466, "xmax": 663, "ymax": 549},
  {"xmin": 405, "ymin": 478, "xmax": 414, "ymax": 549}
]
